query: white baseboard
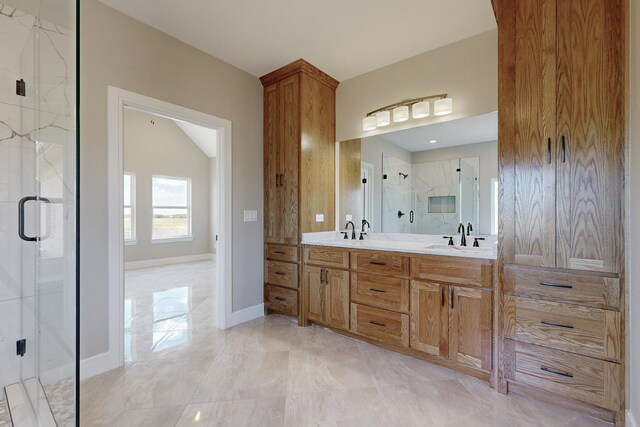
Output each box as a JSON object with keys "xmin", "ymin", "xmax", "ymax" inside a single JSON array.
[
  {"xmin": 80, "ymin": 351, "xmax": 117, "ymax": 380},
  {"xmin": 228, "ymin": 303, "xmax": 264, "ymax": 327},
  {"xmin": 125, "ymin": 253, "xmax": 215, "ymax": 270},
  {"xmin": 628, "ymin": 410, "xmax": 639, "ymax": 427}
]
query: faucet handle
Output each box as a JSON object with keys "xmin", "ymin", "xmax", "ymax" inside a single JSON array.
[
  {"xmin": 341, "ymin": 231, "xmax": 349, "ymax": 239},
  {"xmin": 467, "ymin": 223, "xmax": 473, "ymax": 236},
  {"xmin": 473, "ymin": 237, "xmax": 485, "ymax": 247},
  {"xmin": 443, "ymin": 236, "xmax": 454, "ymax": 246}
]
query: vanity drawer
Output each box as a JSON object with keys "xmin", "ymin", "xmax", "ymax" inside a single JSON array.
[
  {"xmin": 504, "ymin": 265, "xmax": 620, "ymax": 310},
  {"xmin": 350, "ymin": 303, "xmax": 409, "ymax": 347},
  {"xmin": 304, "ymin": 246, "xmax": 349, "ymax": 269},
  {"xmin": 507, "ymin": 340, "xmax": 621, "ymax": 410},
  {"xmin": 410, "ymin": 255, "xmax": 493, "ymax": 288},
  {"xmin": 265, "ymin": 285, "xmax": 298, "ymax": 316},
  {"xmin": 507, "ymin": 296, "xmax": 621, "ymax": 361},
  {"xmin": 265, "ymin": 261, "xmax": 298, "ymax": 289},
  {"xmin": 351, "ymin": 272, "xmax": 409, "ymax": 313},
  {"xmin": 265, "ymin": 244, "xmax": 298, "ymax": 263},
  {"xmin": 351, "ymin": 251, "xmax": 410, "ymax": 277}
]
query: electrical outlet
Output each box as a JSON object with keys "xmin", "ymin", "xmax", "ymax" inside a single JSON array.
[
  {"xmin": 315, "ymin": 214, "xmax": 324, "ymax": 222},
  {"xmin": 243, "ymin": 210, "xmax": 258, "ymax": 222},
  {"xmin": 345, "ymin": 214, "xmax": 353, "ymax": 221}
]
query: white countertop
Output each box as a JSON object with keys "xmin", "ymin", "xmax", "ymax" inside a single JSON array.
[{"xmin": 301, "ymin": 232, "xmax": 497, "ymax": 260}]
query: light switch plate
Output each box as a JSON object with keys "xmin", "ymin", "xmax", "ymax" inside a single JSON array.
[
  {"xmin": 244, "ymin": 210, "xmax": 258, "ymax": 222},
  {"xmin": 315, "ymin": 214, "xmax": 324, "ymax": 222}
]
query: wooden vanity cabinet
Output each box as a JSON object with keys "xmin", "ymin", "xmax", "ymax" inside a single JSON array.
[
  {"xmin": 410, "ymin": 281, "xmax": 492, "ymax": 372},
  {"xmin": 303, "ymin": 248, "xmax": 350, "ymax": 331},
  {"xmin": 261, "ymin": 60, "xmax": 339, "ymax": 319},
  {"xmin": 495, "ymin": 0, "xmax": 626, "ymax": 422}
]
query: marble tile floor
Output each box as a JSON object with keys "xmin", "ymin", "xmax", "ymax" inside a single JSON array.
[
  {"xmin": 81, "ymin": 301, "xmax": 611, "ymax": 426},
  {"xmin": 0, "ymin": 399, "xmax": 10, "ymax": 427}
]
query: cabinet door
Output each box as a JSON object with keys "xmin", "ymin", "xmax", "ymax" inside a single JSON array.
[
  {"xmin": 280, "ymin": 74, "xmax": 299, "ymax": 244},
  {"xmin": 410, "ymin": 281, "xmax": 448, "ymax": 358},
  {"xmin": 555, "ymin": 0, "xmax": 624, "ymax": 273},
  {"xmin": 449, "ymin": 287, "xmax": 492, "ymax": 372},
  {"xmin": 325, "ymin": 268, "xmax": 349, "ymax": 330},
  {"xmin": 304, "ymin": 265, "xmax": 325, "ymax": 324},
  {"xmin": 264, "ymin": 82, "xmax": 281, "ymax": 244},
  {"xmin": 504, "ymin": 0, "xmax": 557, "ymax": 268}
]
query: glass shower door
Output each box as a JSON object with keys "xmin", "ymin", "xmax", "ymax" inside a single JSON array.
[{"xmin": 0, "ymin": 1, "xmax": 77, "ymax": 425}]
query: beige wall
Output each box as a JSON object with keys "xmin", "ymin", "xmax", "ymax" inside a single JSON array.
[
  {"xmin": 123, "ymin": 109, "xmax": 211, "ymax": 263},
  {"xmin": 412, "ymin": 141, "xmax": 498, "ymax": 235},
  {"xmin": 80, "ymin": 0, "xmax": 263, "ymax": 359},
  {"xmin": 336, "ymin": 29, "xmax": 497, "ymax": 142},
  {"xmin": 628, "ymin": 0, "xmax": 639, "ymax": 422}
]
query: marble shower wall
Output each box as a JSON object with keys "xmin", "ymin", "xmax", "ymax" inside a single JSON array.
[
  {"xmin": 382, "ymin": 154, "xmax": 412, "ymax": 233},
  {"xmin": 0, "ymin": 2, "xmax": 76, "ymax": 406},
  {"xmin": 412, "ymin": 159, "xmax": 461, "ymax": 235}
]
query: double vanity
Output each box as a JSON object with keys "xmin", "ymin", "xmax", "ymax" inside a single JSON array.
[{"xmin": 266, "ymin": 232, "xmax": 497, "ymax": 382}]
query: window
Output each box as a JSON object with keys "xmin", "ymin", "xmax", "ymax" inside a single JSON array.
[
  {"xmin": 124, "ymin": 172, "xmax": 136, "ymax": 244},
  {"xmin": 152, "ymin": 176, "xmax": 191, "ymax": 241}
]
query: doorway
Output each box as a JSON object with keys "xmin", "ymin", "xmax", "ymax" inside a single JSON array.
[{"xmin": 106, "ymin": 87, "xmax": 232, "ymax": 371}]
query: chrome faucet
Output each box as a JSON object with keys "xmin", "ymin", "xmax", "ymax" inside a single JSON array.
[
  {"xmin": 360, "ymin": 219, "xmax": 370, "ymax": 240},
  {"xmin": 345, "ymin": 221, "xmax": 356, "ymax": 240},
  {"xmin": 458, "ymin": 223, "xmax": 467, "ymax": 246}
]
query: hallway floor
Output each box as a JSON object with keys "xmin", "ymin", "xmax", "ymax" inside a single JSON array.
[{"xmin": 80, "ymin": 261, "xmax": 609, "ymax": 427}]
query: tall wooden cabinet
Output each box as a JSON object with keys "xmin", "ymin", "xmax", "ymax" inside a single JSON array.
[
  {"xmin": 261, "ymin": 60, "xmax": 339, "ymax": 319},
  {"xmin": 495, "ymin": 0, "xmax": 625, "ymax": 423}
]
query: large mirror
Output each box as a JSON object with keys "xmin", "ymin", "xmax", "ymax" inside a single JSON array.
[{"xmin": 339, "ymin": 111, "xmax": 497, "ymax": 235}]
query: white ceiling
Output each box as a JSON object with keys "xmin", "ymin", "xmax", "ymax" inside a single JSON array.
[
  {"xmin": 173, "ymin": 119, "xmax": 217, "ymax": 157},
  {"xmin": 373, "ymin": 111, "xmax": 498, "ymax": 152},
  {"xmin": 98, "ymin": 0, "xmax": 496, "ymax": 81}
]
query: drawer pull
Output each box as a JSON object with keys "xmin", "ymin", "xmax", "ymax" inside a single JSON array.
[
  {"xmin": 274, "ymin": 296, "xmax": 286, "ymax": 301},
  {"xmin": 541, "ymin": 320, "xmax": 574, "ymax": 329},
  {"xmin": 369, "ymin": 288, "xmax": 386, "ymax": 293},
  {"xmin": 369, "ymin": 321, "xmax": 386, "ymax": 327},
  {"xmin": 541, "ymin": 367, "xmax": 574, "ymax": 378},
  {"xmin": 539, "ymin": 282, "xmax": 573, "ymax": 289},
  {"xmin": 274, "ymin": 251, "xmax": 286, "ymax": 255},
  {"xmin": 369, "ymin": 261, "xmax": 386, "ymax": 266},
  {"xmin": 274, "ymin": 272, "xmax": 286, "ymax": 276}
]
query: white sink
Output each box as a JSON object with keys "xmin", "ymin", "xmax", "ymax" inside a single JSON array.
[{"xmin": 424, "ymin": 243, "xmax": 493, "ymax": 253}]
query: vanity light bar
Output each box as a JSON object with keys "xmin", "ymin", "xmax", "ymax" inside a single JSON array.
[{"xmin": 362, "ymin": 94, "xmax": 452, "ymax": 132}]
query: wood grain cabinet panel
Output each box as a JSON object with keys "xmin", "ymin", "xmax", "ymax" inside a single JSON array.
[
  {"xmin": 504, "ymin": 266, "xmax": 620, "ymax": 310},
  {"xmin": 410, "ymin": 255, "xmax": 493, "ymax": 288},
  {"xmin": 506, "ymin": 341, "xmax": 622, "ymax": 411},
  {"xmin": 265, "ymin": 285, "xmax": 298, "ymax": 317},
  {"xmin": 265, "ymin": 260, "xmax": 298, "ymax": 289},
  {"xmin": 449, "ymin": 286, "xmax": 493, "ymax": 372},
  {"xmin": 351, "ymin": 303, "xmax": 409, "ymax": 347},
  {"xmin": 304, "ymin": 247, "xmax": 349, "ymax": 269},
  {"xmin": 280, "ymin": 74, "xmax": 300, "ymax": 245},
  {"xmin": 265, "ymin": 244, "xmax": 298, "ymax": 263},
  {"xmin": 510, "ymin": 297, "xmax": 621, "ymax": 362},
  {"xmin": 302, "ymin": 264, "xmax": 349, "ymax": 331},
  {"xmin": 410, "ymin": 281, "xmax": 448, "ymax": 358},
  {"xmin": 263, "ymin": 83, "xmax": 281, "ymax": 245},
  {"xmin": 351, "ymin": 272, "xmax": 409, "ymax": 313},
  {"xmin": 351, "ymin": 251, "xmax": 410, "ymax": 277}
]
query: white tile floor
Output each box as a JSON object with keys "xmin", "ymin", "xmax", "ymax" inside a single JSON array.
[{"xmin": 80, "ymin": 261, "xmax": 611, "ymax": 427}]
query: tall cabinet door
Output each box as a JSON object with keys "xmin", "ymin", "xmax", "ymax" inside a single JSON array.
[
  {"xmin": 280, "ymin": 75, "xmax": 300, "ymax": 244},
  {"xmin": 505, "ymin": 0, "xmax": 557, "ymax": 268},
  {"xmin": 264, "ymin": 82, "xmax": 282, "ymax": 244},
  {"xmin": 555, "ymin": 0, "xmax": 624, "ymax": 273},
  {"xmin": 304, "ymin": 265, "xmax": 325, "ymax": 324},
  {"xmin": 449, "ymin": 287, "xmax": 492, "ymax": 372},
  {"xmin": 325, "ymin": 268, "xmax": 349, "ymax": 330},
  {"xmin": 410, "ymin": 281, "xmax": 449, "ymax": 357}
]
